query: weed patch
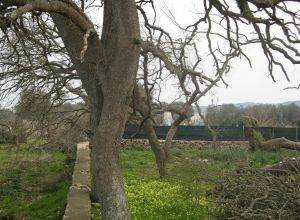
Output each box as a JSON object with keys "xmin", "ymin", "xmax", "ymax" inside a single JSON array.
[{"xmin": 0, "ymin": 144, "xmax": 74, "ymax": 219}]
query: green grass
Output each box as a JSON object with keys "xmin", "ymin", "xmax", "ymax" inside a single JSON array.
[
  {"xmin": 92, "ymin": 145, "xmax": 300, "ymax": 220},
  {"xmin": 122, "ymin": 147, "xmax": 212, "ymax": 219},
  {"xmin": 0, "ymin": 143, "xmax": 74, "ymax": 219},
  {"xmin": 203, "ymin": 146, "xmax": 300, "ymax": 168},
  {"xmin": 2, "ymin": 142, "xmax": 300, "ymax": 220}
]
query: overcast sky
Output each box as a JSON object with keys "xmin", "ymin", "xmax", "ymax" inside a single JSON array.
[
  {"xmin": 196, "ymin": 47, "xmax": 300, "ymax": 105},
  {"xmin": 160, "ymin": 63, "xmax": 300, "ymax": 106},
  {"xmin": 157, "ymin": 0, "xmax": 300, "ymax": 106},
  {"xmin": 1, "ymin": 1, "xmax": 299, "ymax": 108}
]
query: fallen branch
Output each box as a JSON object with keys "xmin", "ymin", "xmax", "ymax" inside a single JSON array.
[
  {"xmin": 260, "ymin": 137, "xmax": 300, "ymax": 151},
  {"xmin": 263, "ymin": 157, "xmax": 300, "ymax": 175}
]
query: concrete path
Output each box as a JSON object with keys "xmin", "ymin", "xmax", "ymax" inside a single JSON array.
[{"xmin": 63, "ymin": 142, "xmax": 91, "ymax": 220}]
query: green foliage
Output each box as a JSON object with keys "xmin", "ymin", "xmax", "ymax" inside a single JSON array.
[
  {"xmin": 93, "ymin": 145, "xmax": 300, "ymax": 220},
  {"xmin": 2, "ymin": 143, "xmax": 299, "ymax": 219},
  {"xmin": 0, "ymin": 143, "xmax": 73, "ymax": 219},
  {"xmin": 93, "ymin": 147, "xmax": 216, "ymax": 220},
  {"xmin": 205, "ymin": 103, "xmax": 300, "ymax": 127},
  {"xmin": 126, "ymin": 178, "xmax": 209, "ymax": 220},
  {"xmin": 253, "ymin": 130, "xmax": 264, "ymax": 146},
  {"xmin": 1, "ymin": 182, "xmax": 70, "ymax": 220},
  {"xmin": 196, "ymin": 147, "xmax": 248, "ymax": 162},
  {"xmin": 239, "ymin": 116, "xmax": 259, "ymax": 127},
  {"xmin": 196, "ymin": 146, "xmax": 300, "ymax": 168},
  {"xmin": 249, "ymin": 148, "xmax": 299, "ymax": 168},
  {"xmin": 0, "ymin": 127, "xmax": 9, "ymax": 144},
  {"xmin": 278, "ymin": 103, "xmax": 300, "ymax": 126},
  {"xmin": 127, "ymin": 146, "xmax": 300, "ymax": 219}
]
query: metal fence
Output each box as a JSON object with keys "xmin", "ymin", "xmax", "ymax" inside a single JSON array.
[{"xmin": 123, "ymin": 125, "xmax": 300, "ymax": 141}]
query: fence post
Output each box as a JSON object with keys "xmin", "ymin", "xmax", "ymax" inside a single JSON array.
[
  {"xmin": 296, "ymin": 127, "xmax": 298, "ymax": 142},
  {"xmin": 272, "ymin": 127, "xmax": 275, "ymax": 138}
]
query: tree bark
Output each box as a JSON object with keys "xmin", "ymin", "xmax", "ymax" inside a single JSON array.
[
  {"xmin": 132, "ymin": 86, "xmax": 167, "ymax": 177},
  {"xmin": 163, "ymin": 95, "xmax": 196, "ymax": 159},
  {"xmin": 142, "ymin": 119, "xmax": 167, "ymax": 177},
  {"xmin": 164, "ymin": 114, "xmax": 186, "ymax": 159},
  {"xmin": 52, "ymin": 0, "xmax": 140, "ymax": 219},
  {"xmin": 51, "ymin": 13, "xmax": 105, "ymax": 203},
  {"xmin": 92, "ymin": 96, "xmax": 132, "ymax": 219},
  {"xmin": 261, "ymin": 137, "xmax": 300, "ymax": 151},
  {"xmin": 248, "ymin": 128, "xmax": 256, "ymax": 152}
]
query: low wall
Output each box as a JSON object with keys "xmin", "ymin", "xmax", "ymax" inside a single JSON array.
[
  {"xmin": 63, "ymin": 142, "xmax": 91, "ymax": 220},
  {"xmin": 121, "ymin": 139, "xmax": 248, "ymax": 149}
]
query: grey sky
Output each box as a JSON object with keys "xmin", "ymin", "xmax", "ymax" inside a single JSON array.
[
  {"xmin": 156, "ymin": 42, "xmax": 300, "ymax": 105},
  {"xmin": 157, "ymin": 0, "xmax": 300, "ymax": 105},
  {"xmin": 1, "ymin": 1, "xmax": 299, "ymax": 108},
  {"xmin": 199, "ymin": 47, "xmax": 300, "ymax": 105}
]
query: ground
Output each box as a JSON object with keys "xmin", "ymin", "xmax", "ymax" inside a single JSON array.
[
  {"xmin": 93, "ymin": 144, "xmax": 300, "ymax": 220},
  {"xmin": 0, "ymin": 141, "xmax": 75, "ymax": 219},
  {"xmin": 1, "ymin": 142, "xmax": 300, "ymax": 219}
]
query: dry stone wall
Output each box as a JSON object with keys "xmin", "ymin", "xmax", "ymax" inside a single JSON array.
[{"xmin": 121, "ymin": 139, "xmax": 248, "ymax": 149}]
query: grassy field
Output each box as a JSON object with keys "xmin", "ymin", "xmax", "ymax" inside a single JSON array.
[
  {"xmin": 0, "ymin": 142, "xmax": 75, "ymax": 220},
  {"xmin": 92, "ymin": 145, "xmax": 300, "ymax": 220},
  {"xmin": 1, "ymin": 142, "xmax": 300, "ymax": 219}
]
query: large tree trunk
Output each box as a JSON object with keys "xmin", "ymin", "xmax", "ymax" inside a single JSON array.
[
  {"xmin": 92, "ymin": 95, "xmax": 132, "ymax": 219},
  {"xmin": 261, "ymin": 137, "xmax": 300, "ymax": 151},
  {"xmin": 52, "ymin": 0, "xmax": 140, "ymax": 219}
]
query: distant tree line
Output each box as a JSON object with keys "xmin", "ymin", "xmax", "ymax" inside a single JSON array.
[
  {"xmin": 0, "ymin": 88, "xmax": 88, "ymax": 146},
  {"xmin": 133, "ymin": 102, "xmax": 300, "ymax": 127},
  {"xmin": 206, "ymin": 103, "xmax": 300, "ymax": 127}
]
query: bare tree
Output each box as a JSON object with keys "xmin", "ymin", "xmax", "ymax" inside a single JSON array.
[
  {"xmin": 0, "ymin": 0, "xmax": 300, "ymax": 219},
  {"xmin": 1, "ymin": 1, "xmax": 140, "ymax": 219},
  {"xmin": 243, "ymin": 104, "xmax": 277, "ymax": 126}
]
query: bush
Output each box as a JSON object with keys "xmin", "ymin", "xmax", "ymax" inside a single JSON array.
[
  {"xmin": 0, "ymin": 127, "xmax": 9, "ymax": 144},
  {"xmin": 253, "ymin": 130, "xmax": 264, "ymax": 147},
  {"xmin": 212, "ymin": 171, "xmax": 300, "ymax": 219},
  {"xmin": 0, "ymin": 145, "xmax": 73, "ymax": 219}
]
